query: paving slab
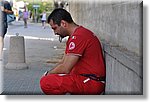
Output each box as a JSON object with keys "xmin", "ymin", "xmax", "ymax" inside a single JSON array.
[{"xmin": 1, "ymin": 21, "xmax": 65, "ymax": 95}]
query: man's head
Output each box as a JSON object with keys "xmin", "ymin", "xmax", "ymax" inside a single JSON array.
[
  {"xmin": 47, "ymin": 8, "xmax": 74, "ymax": 38},
  {"xmin": 48, "ymin": 8, "xmax": 73, "ymax": 26}
]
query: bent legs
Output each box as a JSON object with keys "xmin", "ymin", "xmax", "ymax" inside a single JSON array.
[{"xmin": 40, "ymin": 74, "xmax": 105, "ymax": 95}]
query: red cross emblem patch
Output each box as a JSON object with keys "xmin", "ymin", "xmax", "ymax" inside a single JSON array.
[{"xmin": 69, "ymin": 42, "xmax": 75, "ymax": 50}]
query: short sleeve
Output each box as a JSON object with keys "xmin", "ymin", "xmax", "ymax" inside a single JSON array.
[{"xmin": 65, "ymin": 35, "xmax": 87, "ymax": 56}]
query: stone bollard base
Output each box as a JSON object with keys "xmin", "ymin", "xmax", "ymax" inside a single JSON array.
[{"xmin": 5, "ymin": 63, "xmax": 28, "ymax": 70}]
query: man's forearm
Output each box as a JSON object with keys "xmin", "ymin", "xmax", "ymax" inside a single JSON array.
[
  {"xmin": 44, "ymin": 54, "xmax": 78, "ymax": 76},
  {"xmin": 47, "ymin": 54, "xmax": 65, "ymax": 74},
  {"xmin": 4, "ymin": 9, "xmax": 13, "ymax": 14},
  {"xmin": 47, "ymin": 64, "xmax": 69, "ymax": 75}
]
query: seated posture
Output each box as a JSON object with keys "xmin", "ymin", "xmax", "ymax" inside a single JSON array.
[{"xmin": 40, "ymin": 8, "xmax": 106, "ymax": 95}]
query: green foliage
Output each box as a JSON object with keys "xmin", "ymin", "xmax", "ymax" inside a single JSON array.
[
  {"xmin": 16, "ymin": 0, "xmax": 54, "ymax": 14},
  {"xmin": 27, "ymin": 1, "xmax": 54, "ymax": 14},
  {"xmin": 27, "ymin": 3, "xmax": 34, "ymax": 11}
]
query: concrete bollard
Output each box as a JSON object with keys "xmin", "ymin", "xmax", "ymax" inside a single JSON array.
[{"xmin": 5, "ymin": 35, "xmax": 28, "ymax": 69}]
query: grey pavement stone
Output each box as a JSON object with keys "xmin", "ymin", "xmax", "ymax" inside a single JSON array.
[{"xmin": 1, "ymin": 21, "xmax": 65, "ymax": 95}]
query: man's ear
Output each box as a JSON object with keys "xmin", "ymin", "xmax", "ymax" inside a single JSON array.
[{"xmin": 61, "ymin": 20, "xmax": 67, "ymax": 27}]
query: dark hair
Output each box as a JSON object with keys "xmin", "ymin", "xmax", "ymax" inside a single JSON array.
[{"xmin": 47, "ymin": 8, "xmax": 73, "ymax": 26}]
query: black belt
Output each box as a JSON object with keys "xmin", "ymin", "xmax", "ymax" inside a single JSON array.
[{"xmin": 80, "ymin": 74, "xmax": 105, "ymax": 82}]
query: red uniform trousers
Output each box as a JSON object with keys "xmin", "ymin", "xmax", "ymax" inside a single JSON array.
[{"xmin": 40, "ymin": 74, "xmax": 105, "ymax": 95}]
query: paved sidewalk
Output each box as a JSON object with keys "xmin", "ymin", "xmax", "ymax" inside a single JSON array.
[{"xmin": 1, "ymin": 21, "xmax": 65, "ymax": 95}]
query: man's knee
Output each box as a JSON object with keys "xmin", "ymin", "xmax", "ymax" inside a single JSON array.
[
  {"xmin": 40, "ymin": 74, "xmax": 66, "ymax": 95},
  {"xmin": 40, "ymin": 76, "xmax": 49, "ymax": 94}
]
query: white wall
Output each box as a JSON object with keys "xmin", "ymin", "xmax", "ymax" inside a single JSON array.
[
  {"xmin": 69, "ymin": 0, "xmax": 142, "ymax": 56},
  {"xmin": 68, "ymin": 0, "xmax": 143, "ymax": 94}
]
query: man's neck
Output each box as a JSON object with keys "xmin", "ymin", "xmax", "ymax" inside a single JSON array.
[{"xmin": 68, "ymin": 23, "xmax": 79, "ymax": 36}]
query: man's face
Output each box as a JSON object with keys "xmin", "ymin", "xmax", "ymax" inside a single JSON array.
[{"xmin": 49, "ymin": 20, "xmax": 67, "ymax": 38}]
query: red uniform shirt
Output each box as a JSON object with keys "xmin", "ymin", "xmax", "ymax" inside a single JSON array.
[{"xmin": 65, "ymin": 26, "xmax": 105, "ymax": 77}]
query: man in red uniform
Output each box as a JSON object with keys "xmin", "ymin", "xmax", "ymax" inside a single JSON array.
[{"xmin": 40, "ymin": 8, "xmax": 106, "ymax": 95}]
